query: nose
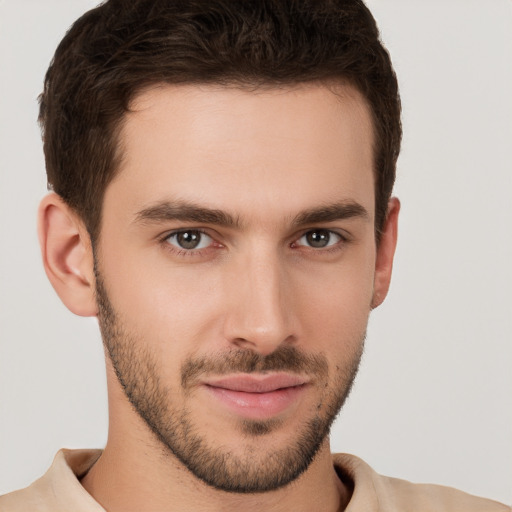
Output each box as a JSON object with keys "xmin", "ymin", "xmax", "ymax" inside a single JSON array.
[{"xmin": 223, "ymin": 250, "xmax": 298, "ymax": 356}]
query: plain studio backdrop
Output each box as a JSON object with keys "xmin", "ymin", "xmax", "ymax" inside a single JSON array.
[{"xmin": 1, "ymin": 0, "xmax": 511, "ymax": 504}]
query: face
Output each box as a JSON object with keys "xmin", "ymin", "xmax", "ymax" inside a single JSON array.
[{"xmin": 95, "ymin": 84, "xmax": 381, "ymax": 493}]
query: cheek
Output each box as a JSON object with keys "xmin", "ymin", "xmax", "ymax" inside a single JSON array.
[
  {"xmin": 98, "ymin": 229, "xmax": 376, "ymax": 365},
  {"xmin": 296, "ymin": 253, "xmax": 376, "ymax": 343},
  {"xmin": 100, "ymin": 245, "xmax": 227, "ymax": 358}
]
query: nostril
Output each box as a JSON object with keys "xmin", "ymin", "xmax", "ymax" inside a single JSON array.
[
  {"xmin": 232, "ymin": 338, "xmax": 254, "ymax": 350},
  {"xmin": 228, "ymin": 333, "xmax": 298, "ymax": 358}
]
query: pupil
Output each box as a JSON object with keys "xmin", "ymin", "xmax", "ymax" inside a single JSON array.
[
  {"xmin": 306, "ymin": 230, "xmax": 330, "ymax": 248},
  {"xmin": 177, "ymin": 231, "xmax": 200, "ymax": 249}
]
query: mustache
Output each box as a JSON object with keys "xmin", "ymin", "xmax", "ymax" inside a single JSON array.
[{"xmin": 181, "ymin": 345, "xmax": 328, "ymax": 389}]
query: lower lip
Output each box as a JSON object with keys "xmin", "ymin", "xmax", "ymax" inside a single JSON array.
[{"xmin": 203, "ymin": 384, "xmax": 307, "ymax": 420}]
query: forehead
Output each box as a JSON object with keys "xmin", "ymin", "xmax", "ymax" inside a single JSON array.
[{"xmin": 106, "ymin": 83, "xmax": 375, "ymax": 225}]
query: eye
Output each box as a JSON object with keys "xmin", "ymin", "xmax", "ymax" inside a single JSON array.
[
  {"xmin": 296, "ymin": 229, "xmax": 342, "ymax": 249},
  {"xmin": 165, "ymin": 230, "xmax": 213, "ymax": 250}
]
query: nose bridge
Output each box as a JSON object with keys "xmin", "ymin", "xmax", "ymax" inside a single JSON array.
[{"xmin": 224, "ymin": 243, "xmax": 295, "ymax": 354}]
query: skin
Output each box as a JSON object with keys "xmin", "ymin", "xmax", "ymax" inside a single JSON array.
[{"xmin": 39, "ymin": 83, "xmax": 399, "ymax": 512}]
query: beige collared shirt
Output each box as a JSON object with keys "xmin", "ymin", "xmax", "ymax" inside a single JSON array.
[{"xmin": 0, "ymin": 449, "xmax": 510, "ymax": 511}]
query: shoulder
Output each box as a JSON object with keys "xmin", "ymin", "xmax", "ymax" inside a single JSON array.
[
  {"xmin": 0, "ymin": 485, "xmax": 46, "ymax": 512},
  {"xmin": 0, "ymin": 449, "xmax": 103, "ymax": 512},
  {"xmin": 333, "ymin": 453, "xmax": 511, "ymax": 512}
]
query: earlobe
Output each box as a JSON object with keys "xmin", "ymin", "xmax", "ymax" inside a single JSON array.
[
  {"xmin": 38, "ymin": 193, "xmax": 98, "ymax": 317},
  {"xmin": 371, "ymin": 197, "xmax": 400, "ymax": 309}
]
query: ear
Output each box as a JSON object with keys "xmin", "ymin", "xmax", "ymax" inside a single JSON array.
[
  {"xmin": 38, "ymin": 193, "xmax": 98, "ymax": 317},
  {"xmin": 371, "ymin": 197, "xmax": 400, "ymax": 309}
]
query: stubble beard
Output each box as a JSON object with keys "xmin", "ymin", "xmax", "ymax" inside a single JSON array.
[{"xmin": 95, "ymin": 269, "xmax": 364, "ymax": 494}]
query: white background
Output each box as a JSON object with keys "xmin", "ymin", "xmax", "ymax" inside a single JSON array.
[{"xmin": 1, "ymin": 0, "xmax": 511, "ymax": 505}]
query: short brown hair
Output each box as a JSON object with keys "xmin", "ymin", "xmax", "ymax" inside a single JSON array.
[{"xmin": 39, "ymin": 0, "xmax": 401, "ymax": 242}]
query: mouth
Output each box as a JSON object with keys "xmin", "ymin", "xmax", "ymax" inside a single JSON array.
[{"xmin": 201, "ymin": 373, "xmax": 309, "ymax": 420}]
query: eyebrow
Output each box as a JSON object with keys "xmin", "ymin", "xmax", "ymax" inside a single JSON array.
[
  {"xmin": 134, "ymin": 201, "xmax": 241, "ymax": 228},
  {"xmin": 291, "ymin": 201, "xmax": 369, "ymax": 226},
  {"xmin": 133, "ymin": 199, "xmax": 369, "ymax": 229}
]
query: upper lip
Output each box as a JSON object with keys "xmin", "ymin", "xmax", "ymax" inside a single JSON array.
[{"xmin": 203, "ymin": 373, "xmax": 309, "ymax": 393}]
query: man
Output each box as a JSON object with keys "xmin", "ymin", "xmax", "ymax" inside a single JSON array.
[{"xmin": 0, "ymin": 0, "xmax": 510, "ymax": 511}]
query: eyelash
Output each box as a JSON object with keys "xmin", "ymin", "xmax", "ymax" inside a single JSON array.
[
  {"xmin": 293, "ymin": 230, "xmax": 347, "ymax": 252},
  {"xmin": 160, "ymin": 229, "xmax": 218, "ymax": 257},
  {"xmin": 159, "ymin": 228, "xmax": 349, "ymax": 258}
]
